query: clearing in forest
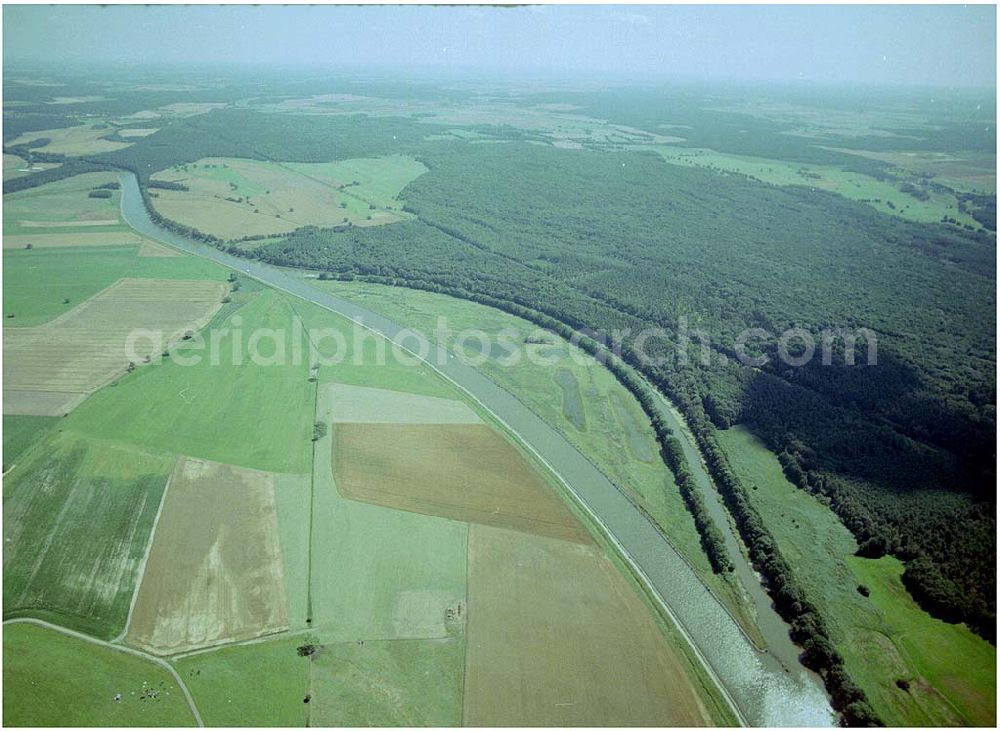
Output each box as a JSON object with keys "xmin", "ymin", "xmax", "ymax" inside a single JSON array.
[
  {"xmin": 4, "ymin": 171, "xmax": 126, "ymax": 233},
  {"xmin": 126, "ymin": 457, "xmax": 289, "ymax": 655},
  {"xmin": 148, "ymin": 155, "xmax": 425, "ymax": 240},
  {"xmin": 2, "ymin": 152, "xmax": 59, "ymax": 180},
  {"xmin": 463, "ymin": 524, "xmax": 712, "ymax": 726},
  {"xmin": 3, "ymin": 277, "xmax": 226, "ymax": 414},
  {"xmin": 332, "ymin": 422, "xmax": 592, "ymax": 544},
  {"xmin": 6, "ymin": 123, "xmax": 133, "ymax": 156}
]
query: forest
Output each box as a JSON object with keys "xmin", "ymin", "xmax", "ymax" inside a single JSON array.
[
  {"xmin": 240, "ymin": 139, "xmax": 995, "ymax": 642},
  {"xmin": 4, "ymin": 81, "xmax": 994, "ymax": 722}
]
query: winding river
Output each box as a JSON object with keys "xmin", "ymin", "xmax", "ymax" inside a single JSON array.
[{"xmin": 119, "ymin": 172, "xmax": 833, "ymax": 726}]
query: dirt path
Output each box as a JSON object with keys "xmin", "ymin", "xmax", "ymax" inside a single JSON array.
[{"xmin": 3, "ymin": 617, "xmax": 204, "ymax": 727}]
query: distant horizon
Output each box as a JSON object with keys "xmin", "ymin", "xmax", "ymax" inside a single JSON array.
[
  {"xmin": 4, "ymin": 58, "xmax": 997, "ymax": 97},
  {"xmin": 3, "ymin": 5, "xmax": 996, "ymax": 89}
]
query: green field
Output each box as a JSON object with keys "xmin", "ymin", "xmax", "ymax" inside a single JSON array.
[
  {"xmin": 3, "ymin": 171, "xmax": 124, "ymax": 230},
  {"xmin": 173, "ymin": 637, "xmax": 310, "ymax": 727},
  {"xmin": 3, "ymin": 432, "xmax": 172, "ymax": 639},
  {"xmin": 848, "ymin": 555, "xmax": 996, "ymax": 727},
  {"xmin": 310, "ymin": 380, "xmax": 469, "ymax": 643},
  {"xmin": 286, "ymin": 154, "xmax": 427, "ymax": 207},
  {"xmin": 274, "ymin": 473, "xmax": 313, "ymax": 630},
  {"xmin": 3, "ymin": 245, "xmax": 226, "ymax": 326},
  {"xmin": 2, "ymin": 414, "xmax": 57, "ymax": 469},
  {"xmin": 716, "ymin": 424, "xmax": 995, "ymax": 727},
  {"xmin": 3, "ymin": 622, "xmax": 196, "ymax": 727},
  {"xmin": 64, "ymin": 289, "xmax": 315, "ymax": 474},
  {"xmin": 309, "ymin": 638, "xmax": 465, "ymax": 726},
  {"xmin": 315, "ymin": 279, "xmax": 759, "ymax": 638},
  {"xmin": 647, "ymin": 145, "xmax": 980, "ymax": 228}
]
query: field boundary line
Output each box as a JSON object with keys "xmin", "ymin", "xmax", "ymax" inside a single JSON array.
[
  {"xmin": 113, "ymin": 458, "xmax": 178, "ymax": 644},
  {"xmin": 285, "ymin": 299, "xmax": 321, "ymax": 627},
  {"xmin": 117, "ymin": 180, "xmax": 746, "ymax": 724},
  {"xmin": 3, "ymin": 617, "xmax": 204, "ymax": 727},
  {"xmin": 256, "ymin": 277, "xmax": 749, "ymax": 727},
  {"xmin": 167, "ymin": 626, "xmax": 314, "ymax": 661}
]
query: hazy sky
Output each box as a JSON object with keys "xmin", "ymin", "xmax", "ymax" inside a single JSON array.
[{"xmin": 3, "ymin": 4, "xmax": 996, "ymax": 87}]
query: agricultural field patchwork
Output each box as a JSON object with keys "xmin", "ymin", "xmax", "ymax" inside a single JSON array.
[
  {"xmin": 3, "ymin": 433, "xmax": 172, "ymax": 639},
  {"xmin": 3, "ymin": 622, "xmax": 196, "ymax": 727},
  {"xmin": 317, "ymin": 279, "xmax": 758, "ymax": 637},
  {"xmin": 148, "ymin": 155, "xmax": 425, "ymax": 240},
  {"xmin": 173, "ymin": 637, "xmax": 310, "ymax": 727},
  {"xmin": 126, "ymin": 457, "xmax": 290, "ymax": 655},
  {"xmin": 310, "ymin": 381, "xmax": 469, "ymax": 644},
  {"xmin": 4, "ymin": 247, "xmax": 140, "ymax": 326},
  {"xmin": 4, "ymin": 277, "xmax": 226, "ymax": 414},
  {"xmin": 64, "ymin": 289, "xmax": 315, "ymax": 473},
  {"xmin": 827, "ymin": 147, "xmax": 997, "ymax": 194},
  {"xmin": 464, "ymin": 524, "xmax": 712, "ymax": 726}
]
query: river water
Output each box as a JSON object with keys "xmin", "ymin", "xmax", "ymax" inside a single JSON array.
[{"xmin": 119, "ymin": 172, "xmax": 833, "ymax": 726}]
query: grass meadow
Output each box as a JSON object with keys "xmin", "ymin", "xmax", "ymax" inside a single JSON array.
[
  {"xmin": 173, "ymin": 637, "xmax": 310, "ymax": 727},
  {"xmin": 716, "ymin": 424, "xmax": 995, "ymax": 727},
  {"xmin": 3, "ymin": 623, "xmax": 195, "ymax": 727},
  {"xmin": 2, "ymin": 414, "xmax": 57, "ymax": 469},
  {"xmin": 64, "ymin": 289, "xmax": 315, "ymax": 474},
  {"xmin": 3, "ymin": 433, "xmax": 172, "ymax": 639}
]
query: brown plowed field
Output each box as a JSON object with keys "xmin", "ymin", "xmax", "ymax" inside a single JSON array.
[
  {"xmin": 125, "ymin": 457, "xmax": 289, "ymax": 655},
  {"xmin": 332, "ymin": 423, "xmax": 591, "ymax": 544}
]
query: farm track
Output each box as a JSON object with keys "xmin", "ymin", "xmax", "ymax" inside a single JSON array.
[
  {"xmin": 3, "ymin": 618, "xmax": 204, "ymax": 727},
  {"xmin": 118, "ymin": 171, "xmax": 833, "ymax": 725}
]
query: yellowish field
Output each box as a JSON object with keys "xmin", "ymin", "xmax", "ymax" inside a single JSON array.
[
  {"xmin": 149, "ymin": 156, "xmax": 423, "ymax": 240},
  {"xmin": 464, "ymin": 524, "xmax": 713, "ymax": 726},
  {"xmin": 4, "ymin": 171, "xmax": 124, "ymax": 227},
  {"xmin": 126, "ymin": 457, "xmax": 289, "ymax": 655},
  {"xmin": 7, "ymin": 123, "xmax": 133, "ymax": 156},
  {"xmin": 3, "ymin": 153, "xmax": 58, "ymax": 181},
  {"xmin": 46, "ymin": 95, "xmax": 106, "ymax": 104},
  {"xmin": 3, "ymin": 278, "xmax": 225, "ymax": 414},
  {"xmin": 333, "ymin": 423, "xmax": 592, "ymax": 544},
  {"xmin": 2, "ymin": 390, "xmax": 89, "ymax": 417},
  {"xmin": 3, "ymin": 231, "xmax": 144, "ymax": 249},
  {"xmin": 116, "ymin": 127, "xmax": 160, "ymax": 138}
]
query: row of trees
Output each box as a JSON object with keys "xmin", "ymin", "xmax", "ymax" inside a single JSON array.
[{"xmin": 287, "ymin": 266, "xmax": 879, "ymax": 725}]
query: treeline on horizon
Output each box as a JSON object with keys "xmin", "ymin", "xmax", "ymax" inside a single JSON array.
[{"xmin": 4, "ymin": 86, "xmax": 995, "ymax": 724}]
